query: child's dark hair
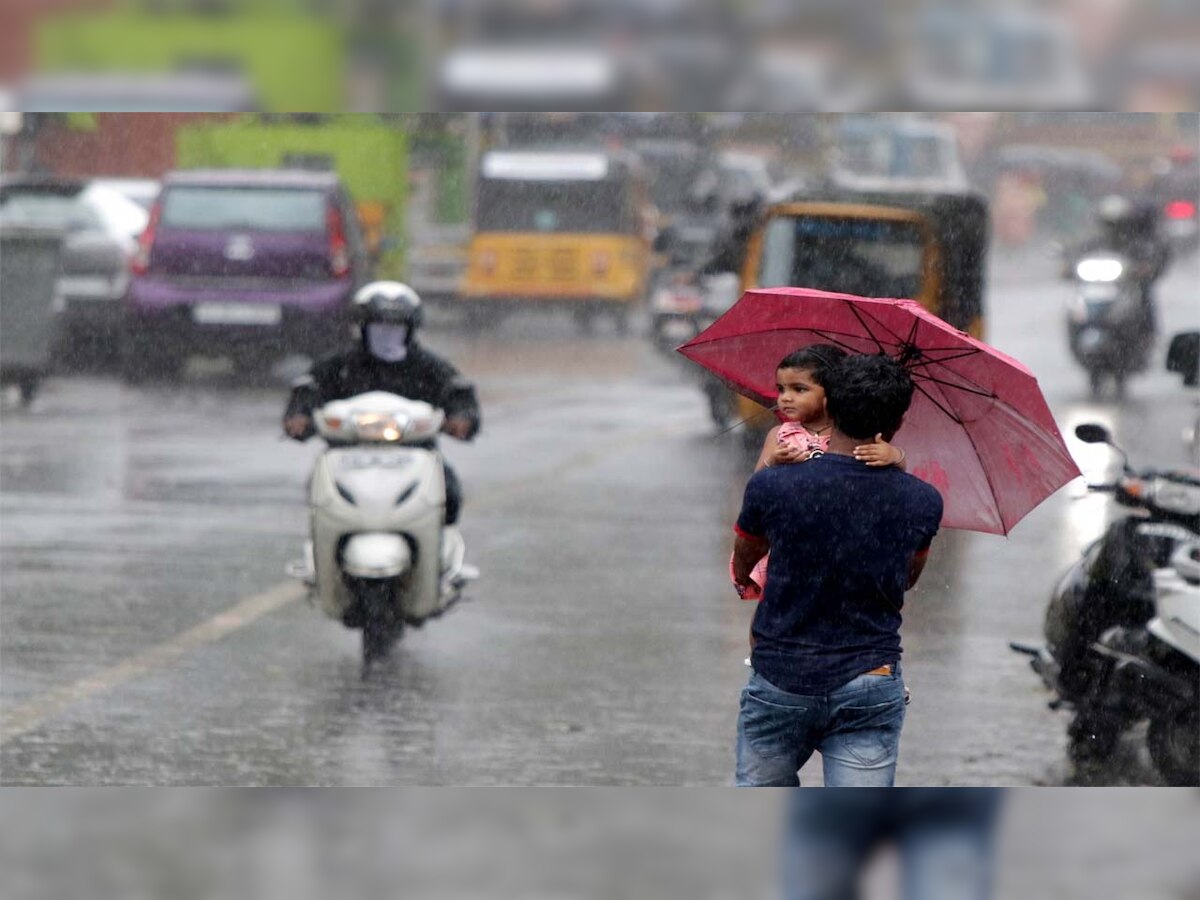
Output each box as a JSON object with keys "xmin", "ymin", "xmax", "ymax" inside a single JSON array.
[
  {"xmin": 824, "ymin": 353, "xmax": 915, "ymax": 440},
  {"xmin": 777, "ymin": 344, "xmax": 849, "ymax": 387}
]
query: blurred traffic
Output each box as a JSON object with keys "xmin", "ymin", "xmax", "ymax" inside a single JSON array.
[
  {"xmin": 3, "ymin": 1, "xmax": 1200, "ymax": 112},
  {"xmin": 1, "ymin": 111, "xmax": 1198, "ymax": 785}
]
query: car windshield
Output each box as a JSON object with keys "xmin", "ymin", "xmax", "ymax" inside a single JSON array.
[
  {"xmin": 160, "ymin": 187, "xmax": 328, "ymax": 232},
  {"xmin": 759, "ymin": 215, "xmax": 927, "ymax": 299},
  {"xmin": 0, "ymin": 190, "xmax": 101, "ymax": 230}
]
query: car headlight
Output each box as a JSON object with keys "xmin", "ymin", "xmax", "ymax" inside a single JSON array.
[{"xmin": 1076, "ymin": 258, "xmax": 1123, "ymax": 282}]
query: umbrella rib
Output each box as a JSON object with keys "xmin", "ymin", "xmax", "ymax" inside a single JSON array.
[
  {"xmin": 808, "ymin": 329, "xmax": 881, "ymax": 356},
  {"xmin": 845, "ymin": 303, "xmax": 890, "ymax": 353},
  {"xmin": 715, "ymin": 402, "xmax": 778, "ymax": 437},
  {"xmin": 905, "ymin": 348, "xmax": 984, "ymax": 366},
  {"xmin": 911, "ymin": 379, "xmax": 965, "ymax": 425},
  {"xmin": 909, "ymin": 372, "xmax": 997, "ymax": 399},
  {"xmin": 843, "ymin": 302, "xmax": 976, "ymax": 377}
]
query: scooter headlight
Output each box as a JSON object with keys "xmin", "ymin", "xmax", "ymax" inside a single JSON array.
[
  {"xmin": 353, "ymin": 413, "xmax": 406, "ymax": 442},
  {"xmin": 1147, "ymin": 477, "xmax": 1200, "ymax": 516},
  {"xmin": 1076, "ymin": 258, "xmax": 1123, "ymax": 282}
]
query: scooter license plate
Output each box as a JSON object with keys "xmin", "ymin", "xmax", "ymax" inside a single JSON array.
[{"xmin": 338, "ymin": 450, "xmax": 414, "ymax": 470}]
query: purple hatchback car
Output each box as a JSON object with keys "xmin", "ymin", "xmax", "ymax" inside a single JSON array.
[{"xmin": 124, "ymin": 169, "xmax": 371, "ymax": 380}]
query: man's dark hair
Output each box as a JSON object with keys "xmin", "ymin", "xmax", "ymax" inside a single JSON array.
[
  {"xmin": 824, "ymin": 353, "xmax": 914, "ymax": 440},
  {"xmin": 777, "ymin": 344, "xmax": 848, "ymax": 387}
]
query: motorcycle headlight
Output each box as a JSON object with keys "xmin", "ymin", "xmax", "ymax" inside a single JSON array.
[{"xmin": 1076, "ymin": 258, "xmax": 1124, "ymax": 282}]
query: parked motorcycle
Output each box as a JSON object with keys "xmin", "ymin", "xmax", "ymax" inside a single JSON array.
[
  {"xmin": 1011, "ymin": 422, "xmax": 1200, "ymax": 763},
  {"xmin": 1065, "ymin": 253, "xmax": 1155, "ymax": 398},
  {"xmin": 287, "ymin": 391, "xmax": 477, "ymax": 669},
  {"xmin": 1082, "ymin": 539, "xmax": 1199, "ymax": 784}
]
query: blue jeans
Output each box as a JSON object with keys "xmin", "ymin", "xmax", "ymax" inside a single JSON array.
[
  {"xmin": 781, "ymin": 789, "xmax": 1004, "ymax": 900},
  {"xmin": 735, "ymin": 665, "xmax": 906, "ymax": 787}
]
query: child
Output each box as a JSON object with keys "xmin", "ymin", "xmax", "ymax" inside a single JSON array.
[{"xmin": 732, "ymin": 344, "xmax": 906, "ymax": 603}]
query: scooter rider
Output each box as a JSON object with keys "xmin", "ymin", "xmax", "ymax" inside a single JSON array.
[
  {"xmin": 1078, "ymin": 195, "xmax": 1171, "ymax": 333},
  {"xmin": 282, "ymin": 281, "xmax": 480, "ymax": 525}
]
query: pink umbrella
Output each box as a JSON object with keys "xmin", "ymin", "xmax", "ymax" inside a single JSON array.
[{"xmin": 677, "ymin": 286, "xmax": 1081, "ymax": 535}]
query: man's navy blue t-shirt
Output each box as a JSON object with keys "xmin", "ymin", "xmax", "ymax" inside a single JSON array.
[{"xmin": 736, "ymin": 453, "xmax": 944, "ymax": 694}]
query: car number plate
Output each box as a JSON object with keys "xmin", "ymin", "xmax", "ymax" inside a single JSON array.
[{"xmin": 192, "ymin": 302, "xmax": 282, "ymax": 326}]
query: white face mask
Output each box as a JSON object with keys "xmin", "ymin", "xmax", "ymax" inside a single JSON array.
[{"xmin": 366, "ymin": 323, "xmax": 410, "ymax": 362}]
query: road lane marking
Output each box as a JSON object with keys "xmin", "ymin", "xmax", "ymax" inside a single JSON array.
[
  {"xmin": 1, "ymin": 418, "xmax": 697, "ymax": 744},
  {"xmin": 2, "ymin": 581, "xmax": 303, "ymax": 744}
]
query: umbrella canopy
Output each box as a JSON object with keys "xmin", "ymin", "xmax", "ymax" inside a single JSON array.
[{"xmin": 677, "ymin": 286, "xmax": 1081, "ymax": 535}]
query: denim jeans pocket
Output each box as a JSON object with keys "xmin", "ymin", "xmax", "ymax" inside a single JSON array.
[
  {"xmin": 842, "ymin": 728, "xmax": 894, "ymax": 767},
  {"xmin": 740, "ymin": 684, "xmax": 812, "ymax": 758}
]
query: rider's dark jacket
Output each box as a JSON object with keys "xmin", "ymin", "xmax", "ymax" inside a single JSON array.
[{"xmin": 284, "ymin": 343, "xmax": 482, "ymax": 441}]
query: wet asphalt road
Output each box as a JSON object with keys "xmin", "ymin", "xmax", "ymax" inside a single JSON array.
[
  {"xmin": 2, "ymin": 250, "xmax": 1197, "ymax": 785},
  {"xmin": 1, "ymin": 789, "xmax": 1197, "ymax": 899}
]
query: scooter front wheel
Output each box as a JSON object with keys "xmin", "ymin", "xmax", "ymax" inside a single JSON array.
[{"xmin": 360, "ymin": 580, "xmax": 403, "ymax": 669}]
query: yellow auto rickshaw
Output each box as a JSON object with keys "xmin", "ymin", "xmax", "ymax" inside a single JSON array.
[
  {"xmin": 731, "ymin": 186, "xmax": 990, "ymax": 439},
  {"xmin": 459, "ymin": 149, "xmax": 652, "ymax": 332}
]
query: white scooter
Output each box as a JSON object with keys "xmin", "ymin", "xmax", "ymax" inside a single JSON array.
[{"xmin": 287, "ymin": 391, "xmax": 478, "ymax": 668}]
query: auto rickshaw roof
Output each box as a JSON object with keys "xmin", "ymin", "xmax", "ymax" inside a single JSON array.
[{"xmin": 479, "ymin": 147, "xmax": 641, "ymax": 182}]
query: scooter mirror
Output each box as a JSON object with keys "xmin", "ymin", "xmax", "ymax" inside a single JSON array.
[
  {"xmin": 1074, "ymin": 423, "xmax": 1112, "ymax": 444},
  {"xmin": 1166, "ymin": 331, "xmax": 1199, "ymax": 387}
]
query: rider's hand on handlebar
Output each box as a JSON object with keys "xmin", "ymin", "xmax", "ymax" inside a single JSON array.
[
  {"xmin": 284, "ymin": 415, "xmax": 312, "ymax": 440},
  {"xmin": 442, "ymin": 416, "xmax": 473, "ymax": 440}
]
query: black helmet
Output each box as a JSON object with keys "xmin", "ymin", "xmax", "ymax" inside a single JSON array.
[
  {"xmin": 352, "ymin": 281, "xmax": 424, "ymax": 332},
  {"xmin": 1097, "ymin": 194, "xmax": 1157, "ymax": 230}
]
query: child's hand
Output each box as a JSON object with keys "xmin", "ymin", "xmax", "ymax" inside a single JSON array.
[
  {"xmin": 853, "ymin": 433, "xmax": 906, "ymax": 467},
  {"xmin": 767, "ymin": 442, "xmax": 810, "ymax": 467}
]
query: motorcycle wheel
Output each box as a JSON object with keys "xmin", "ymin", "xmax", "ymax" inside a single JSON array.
[
  {"xmin": 1147, "ymin": 706, "xmax": 1200, "ymax": 786},
  {"xmin": 360, "ymin": 580, "xmax": 403, "ymax": 669}
]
